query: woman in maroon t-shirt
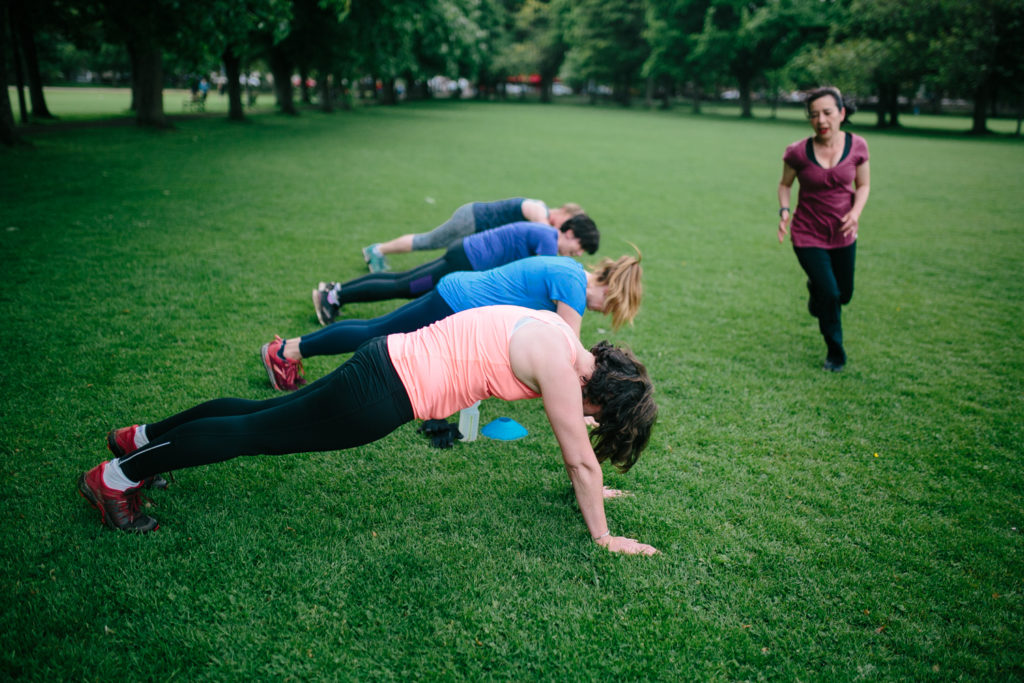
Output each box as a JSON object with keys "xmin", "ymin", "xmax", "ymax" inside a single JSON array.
[{"xmin": 777, "ymin": 87, "xmax": 871, "ymax": 372}]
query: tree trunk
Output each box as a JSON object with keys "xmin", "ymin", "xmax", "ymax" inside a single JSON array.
[
  {"xmin": 539, "ymin": 74, "xmax": 553, "ymax": 104},
  {"xmin": 12, "ymin": 4, "xmax": 52, "ymax": 119},
  {"xmin": 378, "ymin": 77, "xmax": 397, "ymax": 105},
  {"xmin": 7, "ymin": 4, "xmax": 27, "ymax": 124},
  {"xmin": 692, "ymin": 83, "xmax": 702, "ymax": 114},
  {"xmin": 222, "ymin": 47, "xmax": 244, "ymax": 121},
  {"xmin": 299, "ymin": 67, "xmax": 312, "ymax": 104},
  {"xmin": 1016, "ymin": 92, "xmax": 1022, "ymax": 136},
  {"xmin": 614, "ymin": 76, "xmax": 631, "ymax": 107},
  {"xmin": 128, "ymin": 39, "xmax": 167, "ymax": 127},
  {"xmin": 738, "ymin": 76, "xmax": 753, "ymax": 118},
  {"xmin": 887, "ymin": 87, "xmax": 900, "ymax": 128},
  {"xmin": 0, "ymin": 0, "xmax": 22, "ymax": 146},
  {"xmin": 970, "ymin": 80, "xmax": 990, "ymax": 135},
  {"xmin": 269, "ymin": 44, "xmax": 296, "ymax": 115},
  {"xmin": 319, "ymin": 71, "xmax": 333, "ymax": 113}
]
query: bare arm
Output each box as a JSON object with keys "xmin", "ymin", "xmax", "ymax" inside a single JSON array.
[
  {"xmin": 839, "ymin": 161, "xmax": 870, "ymax": 238},
  {"xmin": 778, "ymin": 163, "xmax": 796, "ymax": 243},
  {"xmin": 554, "ymin": 301, "xmax": 582, "ymax": 338},
  {"xmin": 510, "ymin": 324, "xmax": 658, "ymax": 555},
  {"xmin": 521, "ymin": 199, "xmax": 550, "ymax": 224}
]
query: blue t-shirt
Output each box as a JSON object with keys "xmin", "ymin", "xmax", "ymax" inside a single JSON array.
[
  {"xmin": 471, "ymin": 198, "xmax": 547, "ymax": 231},
  {"xmin": 437, "ymin": 256, "xmax": 587, "ymax": 316},
  {"xmin": 462, "ymin": 222, "xmax": 559, "ymax": 271}
]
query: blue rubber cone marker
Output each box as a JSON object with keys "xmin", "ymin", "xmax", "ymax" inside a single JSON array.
[{"xmin": 481, "ymin": 417, "xmax": 528, "ymax": 441}]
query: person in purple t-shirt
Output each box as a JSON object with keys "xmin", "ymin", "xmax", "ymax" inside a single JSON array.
[
  {"xmin": 778, "ymin": 87, "xmax": 871, "ymax": 372},
  {"xmin": 312, "ymin": 215, "xmax": 600, "ymax": 325},
  {"xmin": 359, "ymin": 198, "xmax": 585, "ymax": 273}
]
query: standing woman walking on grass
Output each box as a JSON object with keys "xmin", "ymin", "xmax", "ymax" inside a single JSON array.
[{"xmin": 778, "ymin": 87, "xmax": 871, "ymax": 371}]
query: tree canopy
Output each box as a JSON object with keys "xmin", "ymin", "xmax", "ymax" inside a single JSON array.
[{"xmin": 3, "ymin": 0, "xmax": 1022, "ymax": 144}]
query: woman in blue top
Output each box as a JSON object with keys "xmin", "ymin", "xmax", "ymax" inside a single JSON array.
[
  {"xmin": 360, "ymin": 198, "xmax": 586, "ymax": 272},
  {"xmin": 313, "ymin": 215, "xmax": 600, "ymax": 325},
  {"xmin": 263, "ymin": 253, "xmax": 643, "ymax": 391}
]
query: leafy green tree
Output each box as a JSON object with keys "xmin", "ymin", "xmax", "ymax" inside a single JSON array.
[
  {"xmin": 1, "ymin": 0, "xmax": 22, "ymax": 145},
  {"xmin": 564, "ymin": 0, "xmax": 647, "ymax": 105},
  {"xmin": 642, "ymin": 0, "xmax": 712, "ymax": 109},
  {"xmin": 93, "ymin": 0, "xmax": 194, "ymax": 127},
  {"xmin": 930, "ymin": 0, "xmax": 1024, "ymax": 134},
  {"xmin": 499, "ymin": 0, "xmax": 570, "ymax": 103},
  {"xmin": 691, "ymin": 0, "xmax": 831, "ymax": 118},
  {"xmin": 9, "ymin": 0, "xmax": 55, "ymax": 119}
]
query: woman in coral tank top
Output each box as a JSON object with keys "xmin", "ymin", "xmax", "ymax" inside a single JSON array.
[{"xmin": 79, "ymin": 306, "xmax": 659, "ymax": 555}]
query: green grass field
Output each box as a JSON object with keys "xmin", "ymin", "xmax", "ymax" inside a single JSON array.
[{"xmin": 1, "ymin": 91, "xmax": 1022, "ymax": 680}]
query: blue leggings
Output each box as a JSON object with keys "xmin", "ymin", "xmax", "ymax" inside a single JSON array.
[
  {"xmin": 336, "ymin": 243, "xmax": 472, "ymax": 304},
  {"xmin": 118, "ymin": 338, "xmax": 414, "ymax": 482},
  {"xmin": 299, "ymin": 291, "xmax": 456, "ymax": 358},
  {"xmin": 794, "ymin": 242, "xmax": 856, "ymax": 359}
]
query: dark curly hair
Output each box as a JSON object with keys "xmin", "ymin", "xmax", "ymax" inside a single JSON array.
[{"xmin": 582, "ymin": 341, "xmax": 657, "ymax": 473}]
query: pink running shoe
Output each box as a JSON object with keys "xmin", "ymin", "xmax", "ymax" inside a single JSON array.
[
  {"xmin": 78, "ymin": 462, "xmax": 159, "ymax": 533},
  {"xmin": 105, "ymin": 426, "xmax": 168, "ymax": 489},
  {"xmin": 261, "ymin": 335, "xmax": 307, "ymax": 391},
  {"xmin": 106, "ymin": 425, "xmax": 140, "ymax": 457}
]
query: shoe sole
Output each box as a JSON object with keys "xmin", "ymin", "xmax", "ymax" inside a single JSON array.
[
  {"xmin": 312, "ymin": 288, "xmax": 329, "ymax": 326},
  {"xmin": 260, "ymin": 343, "xmax": 284, "ymax": 390},
  {"xmin": 106, "ymin": 429, "xmax": 128, "ymax": 458},
  {"xmin": 78, "ymin": 473, "xmax": 112, "ymax": 528},
  {"xmin": 78, "ymin": 472, "xmax": 160, "ymax": 533}
]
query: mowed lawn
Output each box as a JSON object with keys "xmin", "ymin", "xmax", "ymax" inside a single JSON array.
[{"xmin": 1, "ymin": 95, "xmax": 1021, "ymax": 679}]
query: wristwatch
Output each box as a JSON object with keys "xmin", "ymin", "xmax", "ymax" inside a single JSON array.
[{"xmin": 779, "ymin": 207, "xmax": 790, "ymax": 217}]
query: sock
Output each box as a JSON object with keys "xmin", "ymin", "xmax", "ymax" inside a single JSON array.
[
  {"xmin": 103, "ymin": 458, "xmax": 141, "ymax": 491},
  {"xmin": 277, "ymin": 342, "xmax": 288, "ymax": 361},
  {"xmin": 134, "ymin": 424, "xmax": 149, "ymax": 450},
  {"xmin": 326, "ymin": 286, "xmax": 340, "ymax": 306}
]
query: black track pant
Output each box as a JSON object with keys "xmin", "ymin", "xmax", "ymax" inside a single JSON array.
[
  {"xmin": 793, "ymin": 241, "xmax": 856, "ymax": 359},
  {"xmin": 336, "ymin": 243, "xmax": 472, "ymax": 304},
  {"xmin": 118, "ymin": 338, "xmax": 414, "ymax": 482}
]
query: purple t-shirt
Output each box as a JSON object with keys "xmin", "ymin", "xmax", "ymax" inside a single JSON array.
[
  {"xmin": 783, "ymin": 132, "xmax": 869, "ymax": 249},
  {"xmin": 462, "ymin": 222, "xmax": 559, "ymax": 271}
]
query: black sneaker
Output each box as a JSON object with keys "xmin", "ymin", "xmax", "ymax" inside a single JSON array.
[
  {"xmin": 78, "ymin": 462, "xmax": 159, "ymax": 533},
  {"xmin": 312, "ymin": 282, "xmax": 340, "ymax": 326},
  {"xmin": 823, "ymin": 357, "xmax": 845, "ymax": 372}
]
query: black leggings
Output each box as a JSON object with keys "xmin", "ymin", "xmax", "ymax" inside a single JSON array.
[
  {"xmin": 299, "ymin": 290, "xmax": 455, "ymax": 359},
  {"xmin": 793, "ymin": 242, "xmax": 856, "ymax": 358},
  {"xmin": 118, "ymin": 338, "xmax": 414, "ymax": 482},
  {"xmin": 336, "ymin": 243, "xmax": 473, "ymax": 305}
]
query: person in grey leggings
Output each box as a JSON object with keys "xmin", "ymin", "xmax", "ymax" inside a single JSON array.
[{"xmin": 360, "ymin": 197, "xmax": 584, "ymax": 272}]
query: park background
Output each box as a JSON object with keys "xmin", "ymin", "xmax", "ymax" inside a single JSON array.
[{"xmin": 2, "ymin": 0, "xmax": 1024, "ymax": 680}]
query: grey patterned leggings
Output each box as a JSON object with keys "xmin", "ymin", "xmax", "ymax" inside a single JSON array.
[{"xmin": 411, "ymin": 203, "xmax": 476, "ymax": 251}]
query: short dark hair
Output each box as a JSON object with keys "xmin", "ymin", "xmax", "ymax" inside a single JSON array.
[
  {"xmin": 583, "ymin": 341, "xmax": 656, "ymax": 472},
  {"xmin": 805, "ymin": 86, "xmax": 855, "ymax": 123},
  {"xmin": 560, "ymin": 214, "xmax": 599, "ymax": 254}
]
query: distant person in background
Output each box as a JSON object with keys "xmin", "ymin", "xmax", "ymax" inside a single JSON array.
[
  {"xmin": 777, "ymin": 86, "xmax": 870, "ymax": 372},
  {"xmin": 360, "ymin": 197, "xmax": 585, "ymax": 272},
  {"xmin": 313, "ymin": 216, "xmax": 599, "ymax": 325}
]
